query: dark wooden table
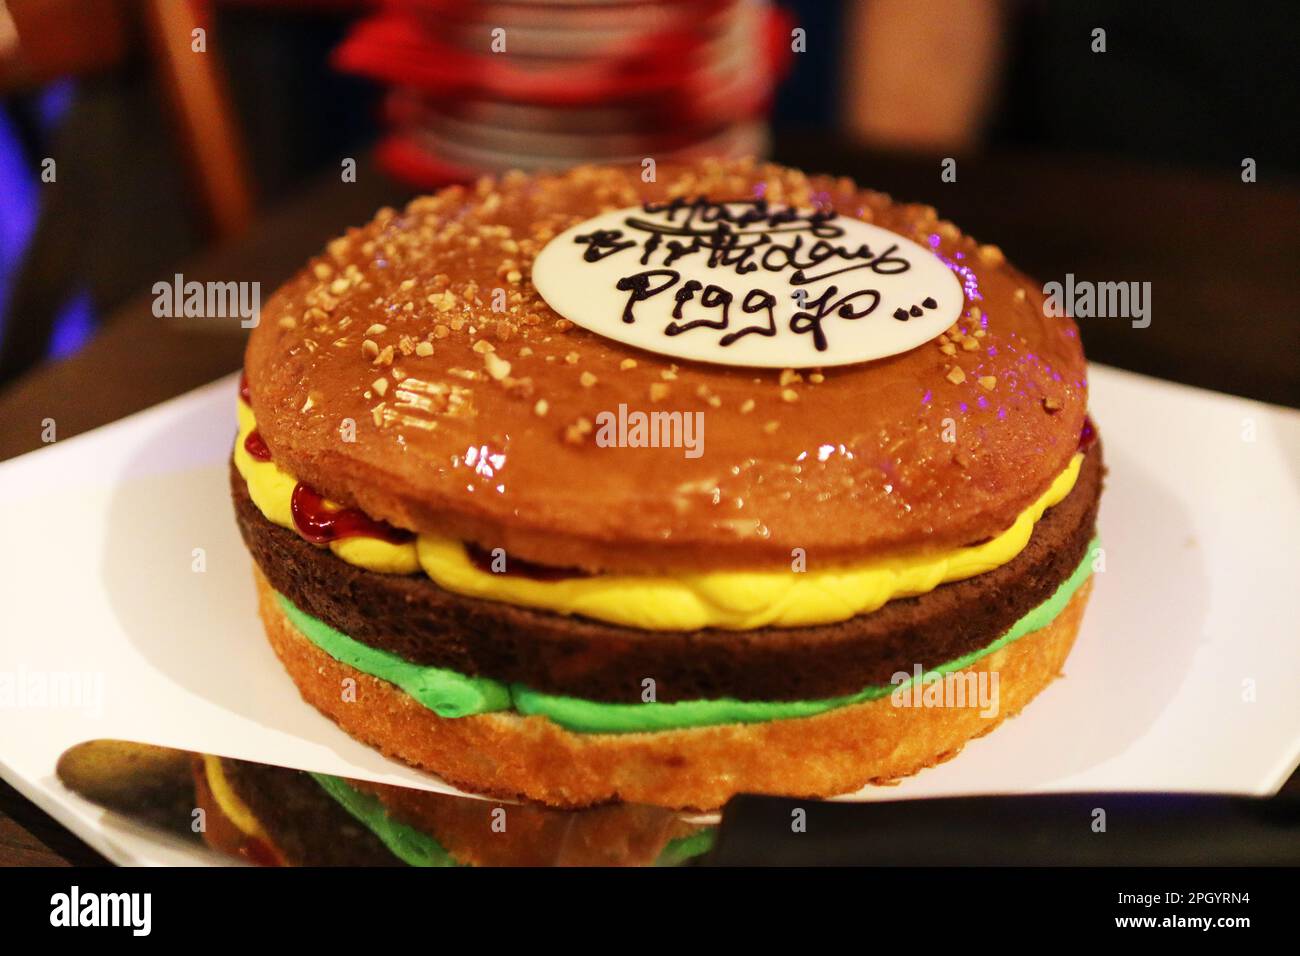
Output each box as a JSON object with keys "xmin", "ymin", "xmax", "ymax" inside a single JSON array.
[{"xmin": 1, "ymin": 144, "xmax": 1296, "ymax": 865}]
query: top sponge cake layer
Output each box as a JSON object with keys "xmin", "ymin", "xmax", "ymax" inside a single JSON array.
[{"xmin": 244, "ymin": 160, "xmax": 1088, "ymax": 574}]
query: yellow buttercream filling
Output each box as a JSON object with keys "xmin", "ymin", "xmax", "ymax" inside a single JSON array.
[
  {"xmin": 235, "ymin": 403, "xmax": 420, "ymax": 574},
  {"xmin": 202, "ymin": 754, "xmax": 268, "ymax": 841},
  {"xmin": 235, "ymin": 401, "xmax": 1082, "ymax": 631}
]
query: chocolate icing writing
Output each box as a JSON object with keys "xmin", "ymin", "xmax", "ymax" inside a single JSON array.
[{"xmin": 578, "ymin": 198, "xmax": 934, "ymax": 353}]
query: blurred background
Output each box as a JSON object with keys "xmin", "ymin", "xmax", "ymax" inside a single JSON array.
[{"xmin": 0, "ymin": 0, "xmax": 1296, "ymax": 412}]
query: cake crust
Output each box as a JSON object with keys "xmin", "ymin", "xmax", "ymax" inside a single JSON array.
[
  {"xmin": 243, "ymin": 160, "xmax": 1089, "ymax": 574},
  {"xmin": 256, "ymin": 567, "xmax": 1092, "ymax": 810}
]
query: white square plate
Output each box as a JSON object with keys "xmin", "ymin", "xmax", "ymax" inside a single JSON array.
[{"xmin": 1, "ymin": 365, "xmax": 1297, "ymax": 865}]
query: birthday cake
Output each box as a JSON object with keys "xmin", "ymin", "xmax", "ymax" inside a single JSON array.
[{"xmin": 232, "ymin": 159, "xmax": 1101, "ymax": 809}]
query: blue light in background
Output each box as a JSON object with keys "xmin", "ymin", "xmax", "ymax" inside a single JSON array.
[
  {"xmin": 0, "ymin": 108, "xmax": 38, "ymax": 345},
  {"xmin": 37, "ymin": 78, "xmax": 76, "ymax": 128},
  {"xmin": 0, "ymin": 78, "xmax": 98, "ymax": 366},
  {"xmin": 48, "ymin": 288, "xmax": 95, "ymax": 359}
]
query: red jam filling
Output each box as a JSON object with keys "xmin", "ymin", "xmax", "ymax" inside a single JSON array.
[
  {"xmin": 290, "ymin": 482, "xmax": 415, "ymax": 546},
  {"xmin": 242, "ymin": 370, "xmax": 413, "ymax": 547},
  {"xmin": 464, "ymin": 542, "xmax": 591, "ymax": 581},
  {"xmin": 243, "ymin": 429, "xmax": 272, "ymax": 462},
  {"xmin": 1079, "ymin": 415, "xmax": 1097, "ymax": 451}
]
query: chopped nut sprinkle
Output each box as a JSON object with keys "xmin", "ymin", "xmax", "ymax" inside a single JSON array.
[
  {"xmin": 739, "ymin": 398, "xmax": 756, "ymax": 414},
  {"xmin": 504, "ymin": 376, "xmax": 534, "ymax": 399},
  {"xmin": 978, "ymin": 375, "xmax": 997, "ymax": 391},
  {"xmin": 372, "ymin": 378, "xmax": 388, "ymax": 396},
  {"xmin": 619, "ymin": 358, "xmax": 638, "ymax": 371},
  {"xmin": 428, "ymin": 291, "xmax": 456, "ymax": 312},
  {"xmin": 946, "ymin": 366, "xmax": 967, "ymax": 385},
  {"xmin": 533, "ymin": 399, "xmax": 549, "ymax": 417},
  {"xmin": 415, "ymin": 341, "xmax": 434, "ymax": 357},
  {"xmin": 649, "ymin": 382, "xmax": 670, "ymax": 402},
  {"xmin": 579, "ymin": 371, "xmax": 598, "ymax": 388},
  {"xmin": 484, "ymin": 351, "xmax": 512, "ymax": 380},
  {"xmin": 780, "ymin": 388, "xmax": 799, "ymax": 403},
  {"xmin": 563, "ymin": 417, "xmax": 593, "ymax": 444}
]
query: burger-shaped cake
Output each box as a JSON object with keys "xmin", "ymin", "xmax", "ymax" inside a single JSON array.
[{"xmin": 233, "ymin": 160, "xmax": 1101, "ymax": 810}]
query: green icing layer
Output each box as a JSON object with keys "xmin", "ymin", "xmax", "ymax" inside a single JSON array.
[
  {"xmin": 310, "ymin": 773, "xmax": 461, "ymax": 867},
  {"xmin": 280, "ymin": 539, "xmax": 1097, "ymax": 735},
  {"xmin": 655, "ymin": 828, "xmax": 718, "ymax": 867},
  {"xmin": 278, "ymin": 597, "xmax": 511, "ymax": 716}
]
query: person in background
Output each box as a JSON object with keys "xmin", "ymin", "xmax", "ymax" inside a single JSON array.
[
  {"xmin": 830, "ymin": 0, "xmax": 1297, "ymax": 171},
  {"xmin": 841, "ymin": 0, "xmax": 1005, "ymax": 151}
]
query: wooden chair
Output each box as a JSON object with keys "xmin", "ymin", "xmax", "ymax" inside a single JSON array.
[{"xmin": 1, "ymin": 0, "xmax": 253, "ymax": 237}]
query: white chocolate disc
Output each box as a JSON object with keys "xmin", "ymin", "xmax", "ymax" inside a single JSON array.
[{"xmin": 532, "ymin": 199, "xmax": 964, "ymax": 368}]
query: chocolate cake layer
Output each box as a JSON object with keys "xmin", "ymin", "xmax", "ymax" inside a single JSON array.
[{"xmin": 232, "ymin": 447, "xmax": 1102, "ymax": 703}]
